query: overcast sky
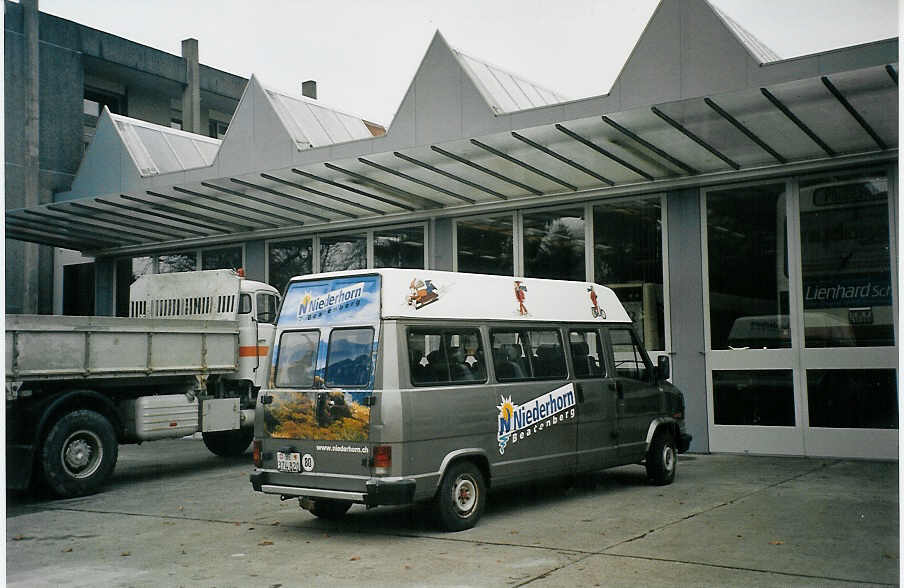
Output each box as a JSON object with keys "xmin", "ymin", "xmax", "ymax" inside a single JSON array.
[{"xmin": 37, "ymin": 0, "xmax": 899, "ymax": 126}]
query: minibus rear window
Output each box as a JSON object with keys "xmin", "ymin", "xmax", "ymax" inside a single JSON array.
[
  {"xmin": 491, "ymin": 329, "xmax": 567, "ymax": 381},
  {"xmin": 407, "ymin": 328, "xmax": 487, "ymax": 386},
  {"xmin": 275, "ymin": 330, "xmax": 320, "ymax": 388},
  {"xmin": 325, "ymin": 327, "xmax": 375, "ymax": 388}
]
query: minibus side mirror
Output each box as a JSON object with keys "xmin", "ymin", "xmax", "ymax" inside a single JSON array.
[{"xmin": 656, "ymin": 355, "xmax": 671, "ymax": 382}]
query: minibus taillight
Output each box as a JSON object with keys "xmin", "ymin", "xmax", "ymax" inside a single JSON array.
[
  {"xmin": 253, "ymin": 440, "xmax": 262, "ymax": 468},
  {"xmin": 372, "ymin": 445, "xmax": 391, "ymax": 475}
]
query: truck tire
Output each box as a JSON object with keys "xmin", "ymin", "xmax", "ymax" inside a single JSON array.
[
  {"xmin": 309, "ymin": 499, "xmax": 352, "ymax": 520},
  {"xmin": 435, "ymin": 461, "xmax": 486, "ymax": 532},
  {"xmin": 202, "ymin": 428, "xmax": 253, "ymax": 457},
  {"xmin": 646, "ymin": 429, "xmax": 677, "ymax": 486},
  {"xmin": 41, "ymin": 409, "xmax": 118, "ymax": 498}
]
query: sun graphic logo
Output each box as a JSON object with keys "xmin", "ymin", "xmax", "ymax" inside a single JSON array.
[
  {"xmin": 299, "ymin": 292, "xmax": 313, "ymax": 314},
  {"xmin": 496, "ymin": 395, "xmax": 515, "ymax": 454}
]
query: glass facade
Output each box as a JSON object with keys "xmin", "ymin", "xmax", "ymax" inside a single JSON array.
[
  {"xmin": 594, "ymin": 198, "xmax": 665, "ymax": 350},
  {"xmin": 374, "ymin": 226, "xmax": 424, "ymax": 269},
  {"xmin": 320, "ymin": 234, "xmax": 366, "ymax": 273},
  {"xmin": 157, "ymin": 252, "xmax": 197, "ymax": 273},
  {"xmin": 799, "ymin": 172, "xmax": 893, "ymax": 347},
  {"xmin": 706, "ymin": 183, "xmax": 788, "ymax": 350},
  {"xmin": 713, "ymin": 370, "xmax": 795, "ymax": 426},
  {"xmin": 201, "ymin": 246, "xmax": 242, "ymax": 271},
  {"xmin": 523, "ymin": 208, "xmax": 585, "ymax": 281},
  {"xmin": 269, "ymin": 239, "xmax": 313, "ymax": 294},
  {"xmin": 807, "ymin": 369, "xmax": 897, "ymax": 429},
  {"xmin": 456, "ymin": 214, "xmax": 514, "ymax": 275}
]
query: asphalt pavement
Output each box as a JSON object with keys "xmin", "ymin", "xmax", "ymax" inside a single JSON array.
[{"xmin": 5, "ymin": 438, "xmax": 899, "ymax": 587}]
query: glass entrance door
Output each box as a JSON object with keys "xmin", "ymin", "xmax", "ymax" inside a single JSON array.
[{"xmin": 702, "ymin": 171, "xmax": 897, "ymax": 458}]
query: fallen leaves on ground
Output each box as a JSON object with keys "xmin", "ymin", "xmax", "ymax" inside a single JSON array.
[
  {"xmin": 769, "ymin": 540, "xmax": 785, "ymax": 545},
  {"xmin": 259, "ymin": 540, "xmax": 274, "ymax": 546}
]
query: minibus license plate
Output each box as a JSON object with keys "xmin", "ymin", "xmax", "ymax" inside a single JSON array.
[{"xmin": 277, "ymin": 451, "xmax": 301, "ymax": 473}]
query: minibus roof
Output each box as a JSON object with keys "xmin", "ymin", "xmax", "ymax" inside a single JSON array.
[{"xmin": 287, "ymin": 268, "xmax": 632, "ymax": 324}]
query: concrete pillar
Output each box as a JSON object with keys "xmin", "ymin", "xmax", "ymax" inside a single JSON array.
[
  {"xmin": 244, "ymin": 240, "xmax": 267, "ymax": 283},
  {"xmin": 22, "ymin": 0, "xmax": 40, "ymax": 313},
  {"xmin": 181, "ymin": 38, "xmax": 200, "ymax": 134},
  {"xmin": 666, "ymin": 188, "xmax": 708, "ymax": 452},
  {"xmin": 430, "ymin": 218, "xmax": 454, "ymax": 271}
]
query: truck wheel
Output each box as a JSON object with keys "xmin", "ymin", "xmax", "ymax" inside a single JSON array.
[
  {"xmin": 646, "ymin": 429, "xmax": 677, "ymax": 486},
  {"xmin": 202, "ymin": 428, "xmax": 253, "ymax": 457},
  {"xmin": 41, "ymin": 410, "xmax": 118, "ymax": 498},
  {"xmin": 309, "ymin": 499, "xmax": 352, "ymax": 520},
  {"xmin": 435, "ymin": 461, "xmax": 486, "ymax": 532}
]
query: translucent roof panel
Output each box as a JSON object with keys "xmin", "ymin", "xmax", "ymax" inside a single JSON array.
[
  {"xmin": 111, "ymin": 113, "xmax": 221, "ymax": 177},
  {"xmin": 453, "ymin": 49, "xmax": 570, "ymax": 114},
  {"xmin": 709, "ymin": 2, "xmax": 780, "ymax": 63},
  {"xmin": 265, "ymin": 89, "xmax": 374, "ymax": 149}
]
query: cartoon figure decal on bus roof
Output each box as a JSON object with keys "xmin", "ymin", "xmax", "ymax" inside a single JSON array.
[
  {"xmin": 407, "ymin": 278, "xmax": 439, "ymax": 309},
  {"xmin": 588, "ymin": 286, "xmax": 606, "ymax": 319},
  {"xmin": 514, "ymin": 281, "xmax": 528, "ymax": 316}
]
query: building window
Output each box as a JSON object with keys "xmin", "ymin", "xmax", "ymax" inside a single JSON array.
[
  {"xmin": 268, "ymin": 238, "xmax": 313, "ymax": 294},
  {"xmin": 706, "ymin": 183, "xmax": 788, "ymax": 350},
  {"xmin": 806, "ymin": 369, "xmax": 897, "ymax": 429},
  {"xmin": 456, "ymin": 213, "xmax": 514, "ymax": 276},
  {"xmin": 374, "ymin": 226, "xmax": 424, "ymax": 269},
  {"xmin": 320, "ymin": 234, "xmax": 366, "ymax": 272},
  {"xmin": 523, "ymin": 208, "xmax": 585, "ymax": 281},
  {"xmin": 157, "ymin": 252, "xmax": 197, "ymax": 273},
  {"xmin": 594, "ymin": 197, "xmax": 665, "ymax": 351},
  {"xmin": 201, "ymin": 246, "xmax": 243, "ymax": 271},
  {"xmin": 83, "ymin": 86, "xmax": 126, "ymax": 150},
  {"xmin": 209, "ymin": 119, "xmax": 228, "ymax": 139},
  {"xmin": 798, "ymin": 171, "xmax": 893, "ymax": 347},
  {"xmin": 713, "ymin": 370, "xmax": 795, "ymax": 426}
]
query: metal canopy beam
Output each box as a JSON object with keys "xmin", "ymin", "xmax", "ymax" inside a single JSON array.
[
  {"xmin": 886, "ymin": 64, "xmax": 897, "ymax": 85},
  {"xmin": 650, "ymin": 106, "xmax": 741, "ymax": 170},
  {"xmin": 600, "ymin": 116, "xmax": 699, "ymax": 175},
  {"xmin": 67, "ymin": 200, "xmax": 203, "ymax": 237},
  {"xmin": 200, "ymin": 182, "xmax": 309, "ymax": 225},
  {"xmin": 361, "ymin": 156, "xmax": 478, "ymax": 204},
  {"xmin": 429, "ymin": 146, "xmax": 540, "ymax": 196},
  {"xmin": 147, "ymin": 189, "xmax": 280, "ymax": 229},
  {"xmin": 323, "ymin": 163, "xmax": 445, "ymax": 209},
  {"xmin": 45, "ymin": 203, "xmax": 178, "ymax": 240},
  {"xmin": 469, "ymin": 138, "xmax": 577, "ymax": 191},
  {"xmin": 759, "ymin": 87, "xmax": 836, "ymax": 157},
  {"xmin": 259, "ymin": 173, "xmax": 375, "ymax": 217},
  {"xmin": 392, "ymin": 151, "xmax": 508, "ymax": 204},
  {"xmin": 229, "ymin": 178, "xmax": 337, "ymax": 222},
  {"xmin": 171, "ymin": 186, "xmax": 283, "ymax": 228},
  {"xmin": 276, "ymin": 168, "xmax": 388, "ymax": 215},
  {"xmin": 555, "ymin": 124, "xmax": 656, "ymax": 181},
  {"xmin": 704, "ymin": 97, "xmax": 787, "ymax": 164},
  {"xmin": 6, "ymin": 222, "xmax": 112, "ymax": 249},
  {"xmin": 98, "ymin": 197, "xmax": 226, "ymax": 234},
  {"xmin": 510, "ymin": 131, "xmax": 614, "ymax": 186},
  {"xmin": 17, "ymin": 209, "xmax": 146, "ymax": 244},
  {"xmin": 821, "ymin": 76, "xmax": 888, "ymax": 150},
  {"xmin": 118, "ymin": 194, "xmax": 247, "ymax": 232},
  {"xmin": 7, "ymin": 216, "xmax": 119, "ymax": 248}
]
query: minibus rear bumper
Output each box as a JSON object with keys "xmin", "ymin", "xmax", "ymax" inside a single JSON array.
[{"xmin": 250, "ymin": 470, "xmax": 416, "ymax": 506}]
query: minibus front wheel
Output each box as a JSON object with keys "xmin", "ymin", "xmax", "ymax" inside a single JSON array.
[{"xmin": 436, "ymin": 461, "xmax": 486, "ymax": 531}]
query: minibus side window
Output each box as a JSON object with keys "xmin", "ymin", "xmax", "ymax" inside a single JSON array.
[
  {"xmin": 407, "ymin": 328, "xmax": 486, "ymax": 386},
  {"xmin": 569, "ymin": 330, "xmax": 605, "ymax": 378},
  {"xmin": 325, "ymin": 328, "xmax": 375, "ymax": 388},
  {"xmin": 491, "ymin": 329, "xmax": 566, "ymax": 381},
  {"xmin": 275, "ymin": 330, "xmax": 320, "ymax": 388},
  {"xmin": 608, "ymin": 327, "xmax": 651, "ymax": 382}
]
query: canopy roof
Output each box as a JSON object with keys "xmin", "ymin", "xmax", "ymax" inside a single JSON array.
[{"xmin": 6, "ymin": 0, "xmax": 897, "ymax": 254}]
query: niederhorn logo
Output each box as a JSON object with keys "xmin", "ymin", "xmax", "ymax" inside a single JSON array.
[
  {"xmin": 298, "ymin": 282, "xmax": 365, "ymax": 318},
  {"xmin": 496, "ymin": 384, "xmax": 576, "ymax": 454}
]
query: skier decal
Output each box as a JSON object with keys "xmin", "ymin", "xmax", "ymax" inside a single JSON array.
[
  {"xmin": 514, "ymin": 281, "xmax": 529, "ymax": 316},
  {"xmin": 407, "ymin": 278, "xmax": 440, "ymax": 309},
  {"xmin": 588, "ymin": 286, "xmax": 606, "ymax": 319}
]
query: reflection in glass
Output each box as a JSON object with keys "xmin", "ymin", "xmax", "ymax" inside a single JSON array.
[
  {"xmin": 799, "ymin": 172, "xmax": 893, "ymax": 347},
  {"xmin": 713, "ymin": 370, "xmax": 795, "ymax": 426},
  {"xmin": 325, "ymin": 328, "xmax": 374, "ymax": 388},
  {"xmin": 807, "ymin": 369, "xmax": 897, "ymax": 429},
  {"xmin": 707, "ymin": 184, "xmax": 788, "ymax": 350},
  {"xmin": 374, "ymin": 226, "xmax": 424, "ymax": 269},
  {"xmin": 523, "ymin": 208, "xmax": 585, "ymax": 281},
  {"xmin": 320, "ymin": 234, "xmax": 366, "ymax": 272},
  {"xmin": 456, "ymin": 214, "xmax": 513, "ymax": 275},
  {"xmin": 269, "ymin": 239, "xmax": 313, "ymax": 294},
  {"xmin": 594, "ymin": 198, "xmax": 664, "ymax": 350},
  {"xmin": 201, "ymin": 246, "xmax": 242, "ymax": 271},
  {"xmin": 157, "ymin": 252, "xmax": 197, "ymax": 273},
  {"xmin": 275, "ymin": 330, "xmax": 320, "ymax": 388}
]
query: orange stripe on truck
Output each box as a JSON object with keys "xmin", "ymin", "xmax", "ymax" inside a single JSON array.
[{"xmin": 239, "ymin": 346, "xmax": 269, "ymax": 357}]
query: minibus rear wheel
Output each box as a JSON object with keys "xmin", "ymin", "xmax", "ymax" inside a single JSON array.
[
  {"xmin": 436, "ymin": 461, "xmax": 486, "ymax": 531},
  {"xmin": 646, "ymin": 429, "xmax": 677, "ymax": 486}
]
